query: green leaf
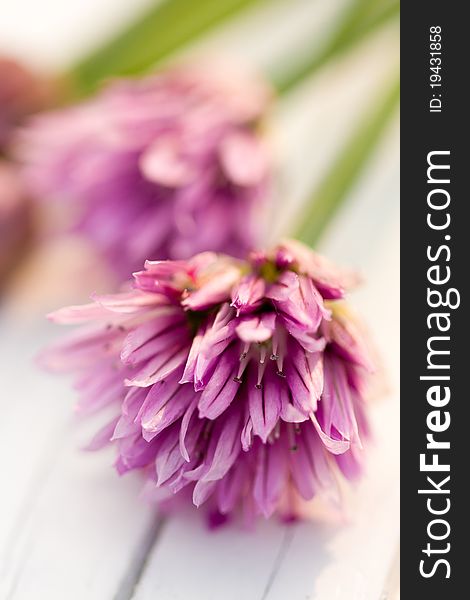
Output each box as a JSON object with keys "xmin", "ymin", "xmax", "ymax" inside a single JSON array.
[
  {"xmin": 70, "ymin": 0, "xmax": 398, "ymax": 100},
  {"xmin": 70, "ymin": 0, "xmax": 267, "ymax": 95},
  {"xmin": 271, "ymin": 0, "xmax": 399, "ymax": 94},
  {"xmin": 294, "ymin": 73, "xmax": 399, "ymax": 247}
]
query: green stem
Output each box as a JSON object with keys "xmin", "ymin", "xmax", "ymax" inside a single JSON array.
[
  {"xmin": 272, "ymin": 0, "xmax": 399, "ymax": 94},
  {"xmin": 294, "ymin": 74, "xmax": 399, "ymax": 247},
  {"xmin": 70, "ymin": 0, "xmax": 267, "ymax": 96}
]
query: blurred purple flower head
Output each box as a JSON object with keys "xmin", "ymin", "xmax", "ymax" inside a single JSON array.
[
  {"xmin": 19, "ymin": 64, "xmax": 272, "ymax": 278},
  {"xmin": 43, "ymin": 240, "xmax": 373, "ymax": 522}
]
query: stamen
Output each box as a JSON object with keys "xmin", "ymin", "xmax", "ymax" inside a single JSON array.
[
  {"xmin": 236, "ymin": 353, "xmax": 250, "ymax": 381},
  {"xmin": 273, "ymin": 327, "xmax": 287, "ymax": 375},
  {"xmin": 240, "ymin": 342, "xmax": 250, "ymax": 360},
  {"xmin": 256, "ymin": 358, "xmax": 267, "ymax": 388},
  {"xmin": 259, "ymin": 346, "xmax": 267, "ymax": 364},
  {"xmin": 271, "ymin": 332, "xmax": 279, "ymax": 359}
]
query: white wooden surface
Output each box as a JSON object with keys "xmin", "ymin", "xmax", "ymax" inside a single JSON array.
[{"xmin": 0, "ymin": 2, "xmax": 399, "ymax": 598}]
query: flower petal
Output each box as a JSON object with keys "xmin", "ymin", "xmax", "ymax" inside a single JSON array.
[
  {"xmin": 125, "ymin": 344, "xmax": 188, "ymax": 387},
  {"xmin": 141, "ymin": 384, "xmax": 194, "ymax": 442},
  {"xmin": 198, "ymin": 345, "xmax": 239, "ymax": 419},
  {"xmin": 231, "ymin": 274, "xmax": 265, "ymax": 315},
  {"xmin": 254, "ymin": 439, "xmax": 287, "ymax": 517},
  {"xmin": 285, "ymin": 340, "xmax": 324, "ymax": 414},
  {"xmin": 139, "ymin": 133, "xmax": 197, "ymax": 187},
  {"xmin": 235, "ymin": 312, "xmax": 276, "ymax": 344},
  {"xmin": 219, "ymin": 131, "xmax": 269, "ymax": 186}
]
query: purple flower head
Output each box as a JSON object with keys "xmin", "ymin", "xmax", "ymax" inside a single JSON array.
[
  {"xmin": 18, "ymin": 64, "xmax": 272, "ymax": 278},
  {"xmin": 43, "ymin": 239, "xmax": 373, "ymax": 522}
]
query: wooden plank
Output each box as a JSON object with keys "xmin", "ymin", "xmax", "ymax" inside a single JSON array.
[
  {"xmin": 133, "ymin": 516, "xmax": 290, "ymax": 600},
  {"xmin": 0, "ymin": 409, "xmax": 160, "ymax": 600},
  {"xmin": 0, "ymin": 322, "xmax": 71, "ymax": 553}
]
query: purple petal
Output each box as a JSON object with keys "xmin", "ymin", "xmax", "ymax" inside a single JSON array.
[
  {"xmin": 279, "ymin": 383, "xmax": 309, "ymax": 423},
  {"xmin": 122, "ymin": 322, "xmax": 189, "ymax": 367},
  {"xmin": 139, "ymin": 133, "xmax": 197, "ymax": 187},
  {"xmin": 182, "ymin": 265, "xmax": 241, "ymax": 311},
  {"xmin": 141, "ymin": 384, "xmax": 194, "ymax": 442},
  {"xmin": 268, "ymin": 272, "xmax": 331, "ymax": 349},
  {"xmin": 248, "ymin": 367, "xmax": 281, "ymax": 442},
  {"xmin": 155, "ymin": 420, "xmax": 204, "ymax": 487},
  {"xmin": 320, "ymin": 356, "xmax": 361, "ymax": 448},
  {"xmin": 230, "ymin": 274, "xmax": 265, "ymax": 315},
  {"xmin": 310, "ymin": 411, "xmax": 350, "ymax": 455},
  {"xmin": 116, "ymin": 434, "xmax": 159, "ymax": 473},
  {"xmin": 193, "ymin": 304, "xmax": 237, "ymax": 389},
  {"xmin": 253, "ymin": 439, "xmax": 287, "ymax": 517},
  {"xmin": 112, "ymin": 387, "xmax": 147, "ymax": 439},
  {"xmin": 93, "ymin": 290, "xmax": 163, "ymax": 314},
  {"xmin": 219, "ymin": 131, "xmax": 269, "ymax": 186},
  {"xmin": 217, "ymin": 460, "xmax": 248, "ymax": 514},
  {"xmin": 289, "ymin": 431, "xmax": 318, "ymax": 500},
  {"xmin": 199, "ymin": 407, "xmax": 242, "ymax": 482},
  {"xmin": 84, "ymin": 416, "xmax": 120, "ymax": 451},
  {"xmin": 277, "ymin": 239, "xmax": 360, "ymax": 298},
  {"xmin": 193, "ymin": 479, "xmax": 218, "ymax": 507},
  {"xmin": 125, "ymin": 344, "xmax": 188, "ymax": 387},
  {"xmin": 120, "ymin": 309, "xmax": 186, "ymax": 364},
  {"xmin": 198, "ymin": 345, "xmax": 240, "ymax": 419},
  {"xmin": 179, "ymin": 397, "xmax": 200, "ymax": 461},
  {"xmin": 327, "ymin": 316, "xmax": 375, "ymax": 372},
  {"xmin": 241, "ymin": 407, "xmax": 254, "ymax": 451},
  {"xmin": 179, "ymin": 325, "xmax": 205, "ymax": 384},
  {"xmin": 285, "ymin": 340, "xmax": 324, "ymax": 414},
  {"xmin": 155, "ymin": 428, "xmax": 186, "ymax": 485}
]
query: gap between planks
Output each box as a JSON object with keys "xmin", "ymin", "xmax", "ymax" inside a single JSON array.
[{"xmin": 115, "ymin": 516, "xmax": 167, "ymax": 600}]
